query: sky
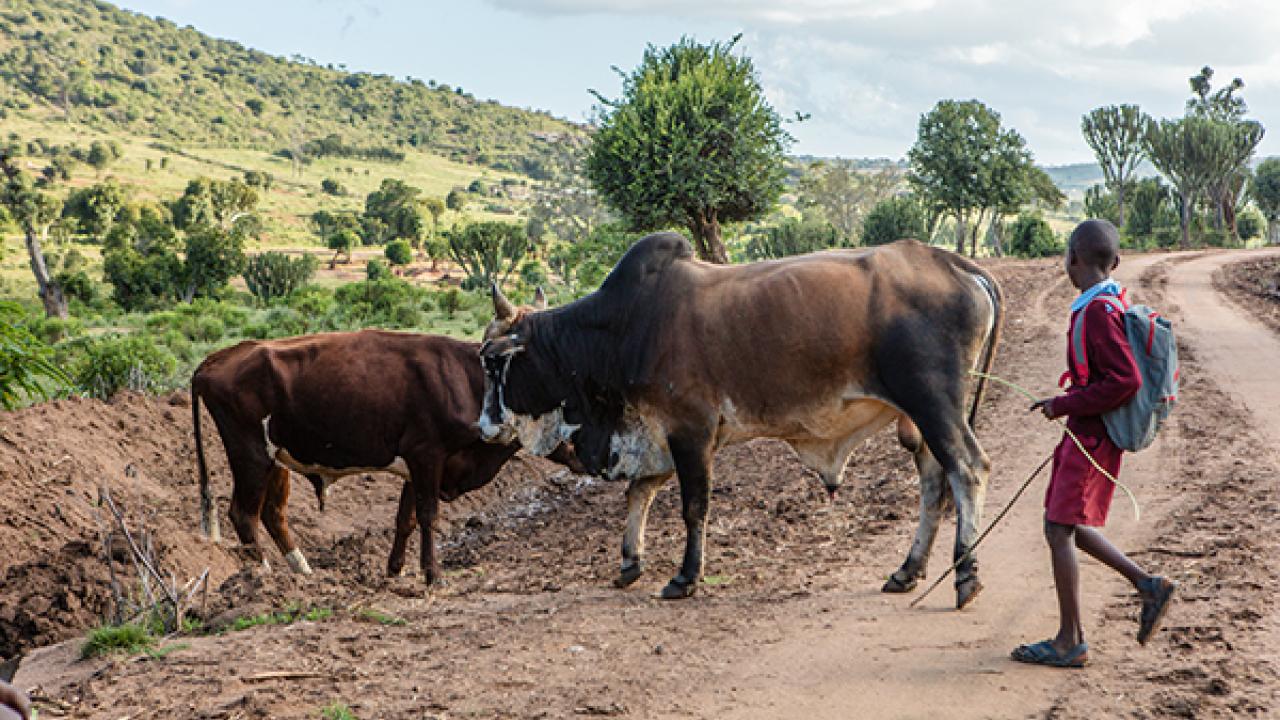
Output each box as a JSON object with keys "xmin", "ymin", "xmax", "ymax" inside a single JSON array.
[{"xmin": 114, "ymin": 0, "xmax": 1280, "ymax": 165}]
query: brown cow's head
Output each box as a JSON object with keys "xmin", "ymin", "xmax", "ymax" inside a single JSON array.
[{"xmin": 477, "ymin": 285, "xmax": 578, "ymax": 454}]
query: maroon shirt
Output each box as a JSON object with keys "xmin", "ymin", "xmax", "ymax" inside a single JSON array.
[{"xmin": 1050, "ymin": 296, "xmax": 1142, "ymax": 439}]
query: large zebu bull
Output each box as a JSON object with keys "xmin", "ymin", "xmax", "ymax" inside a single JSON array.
[
  {"xmin": 477, "ymin": 234, "xmax": 1002, "ymax": 608},
  {"xmin": 192, "ymin": 327, "xmax": 579, "ymax": 583}
]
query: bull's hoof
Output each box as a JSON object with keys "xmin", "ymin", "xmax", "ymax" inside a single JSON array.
[
  {"xmin": 881, "ymin": 570, "xmax": 919, "ymax": 594},
  {"xmin": 659, "ymin": 576, "xmax": 697, "ymax": 600},
  {"xmin": 284, "ymin": 548, "xmax": 313, "ymax": 575},
  {"xmin": 386, "ymin": 563, "xmax": 405, "ymax": 578},
  {"xmin": 615, "ymin": 561, "xmax": 644, "ymax": 588},
  {"xmin": 956, "ymin": 577, "xmax": 983, "ymax": 610}
]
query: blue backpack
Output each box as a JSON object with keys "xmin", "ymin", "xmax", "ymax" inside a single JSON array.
[{"xmin": 1070, "ymin": 294, "xmax": 1179, "ymax": 452}]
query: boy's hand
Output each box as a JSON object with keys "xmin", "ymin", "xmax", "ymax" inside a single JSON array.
[{"xmin": 1029, "ymin": 398, "xmax": 1060, "ymax": 420}]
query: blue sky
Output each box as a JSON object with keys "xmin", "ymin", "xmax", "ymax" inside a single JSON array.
[{"xmin": 115, "ymin": 1, "xmax": 1280, "ymax": 165}]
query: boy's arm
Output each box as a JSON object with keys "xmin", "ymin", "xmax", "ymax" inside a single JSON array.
[{"xmin": 1050, "ymin": 301, "xmax": 1142, "ymax": 418}]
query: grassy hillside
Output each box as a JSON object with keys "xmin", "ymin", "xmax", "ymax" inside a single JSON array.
[{"xmin": 0, "ymin": 0, "xmax": 579, "ymax": 175}]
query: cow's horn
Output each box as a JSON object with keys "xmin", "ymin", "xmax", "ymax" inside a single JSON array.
[
  {"xmin": 492, "ymin": 282, "xmax": 516, "ymax": 320},
  {"xmin": 534, "ymin": 286, "xmax": 547, "ymax": 310}
]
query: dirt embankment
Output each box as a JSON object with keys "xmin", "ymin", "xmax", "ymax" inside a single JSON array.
[{"xmin": 1215, "ymin": 254, "xmax": 1280, "ymax": 335}]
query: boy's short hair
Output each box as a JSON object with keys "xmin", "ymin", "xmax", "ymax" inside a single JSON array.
[{"xmin": 1069, "ymin": 219, "xmax": 1120, "ymax": 271}]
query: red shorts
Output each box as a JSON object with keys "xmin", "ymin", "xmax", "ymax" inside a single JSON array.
[{"xmin": 1044, "ymin": 432, "xmax": 1123, "ymax": 527}]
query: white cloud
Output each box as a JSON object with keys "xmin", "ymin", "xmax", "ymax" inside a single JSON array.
[{"xmin": 484, "ymin": 0, "xmax": 1280, "ymax": 163}]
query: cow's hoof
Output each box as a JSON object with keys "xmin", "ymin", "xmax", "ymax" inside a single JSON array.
[
  {"xmin": 386, "ymin": 564, "xmax": 405, "ymax": 578},
  {"xmin": 615, "ymin": 561, "xmax": 644, "ymax": 588},
  {"xmin": 659, "ymin": 577, "xmax": 697, "ymax": 600},
  {"xmin": 881, "ymin": 570, "xmax": 919, "ymax": 593},
  {"xmin": 956, "ymin": 577, "xmax": 983, "ymax": 610},
  {"xmin": 284, "ymin": 548, "xmax": 313, "ymax": 575}
]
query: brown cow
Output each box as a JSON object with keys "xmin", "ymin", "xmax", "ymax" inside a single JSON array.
[
  {"xmin": 477, "ymin": 234, "xmax": 1002, "ymax": 608},
  {"xmin": 192, "ymin": 326, "xmax": 578, "ymax": 582}
]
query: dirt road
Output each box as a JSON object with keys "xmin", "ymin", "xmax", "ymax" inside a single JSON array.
[{"xmin": 8, "ymin": 251, "xmax": 1280, "ymax": 719}]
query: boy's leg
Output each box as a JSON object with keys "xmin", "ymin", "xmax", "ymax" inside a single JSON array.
[
  {"xmin": 1045, "ymin": 519, "xmax": 1085, "ymax": 655},
  {"xmin": 1073, "ymin": 525, "xmax": 1149, "ymax": 587}
]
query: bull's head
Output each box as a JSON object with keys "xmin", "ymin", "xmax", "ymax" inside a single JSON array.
[{"xmin": 477, "ymin": 285, "xmax": 578, "ymax": 454}]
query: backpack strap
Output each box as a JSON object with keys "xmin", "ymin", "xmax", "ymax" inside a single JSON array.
[{"xmin": 1068, "ymin": 293, "xmax": 1129, "ymax": 387}]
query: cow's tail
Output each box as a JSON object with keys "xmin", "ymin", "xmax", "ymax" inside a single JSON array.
[
  {"xmin": 193, "ymin": 382, "xmax": 221, "ymax": 543},
  {"xmin": 967, "ymin": 266, "xmax": 1003, "ymax": 431}
]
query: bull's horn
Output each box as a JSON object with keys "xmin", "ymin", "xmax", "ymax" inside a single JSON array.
[
  {"xmin": 492, "ymin": 282, "xmax": 516, "ymax": 320},
  {"xmin": 534, "ymin": 286, "xmax": 547, "ymax": 310}
]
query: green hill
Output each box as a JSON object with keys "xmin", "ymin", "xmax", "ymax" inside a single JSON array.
[{"xmin": 0, "ymin": 0, "xmax": 579, "ymax": 176}]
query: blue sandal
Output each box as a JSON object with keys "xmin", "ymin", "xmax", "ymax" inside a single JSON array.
[{"xmin": 1011, "ymin": 640, "xmax": 1089, "ymax": 668}]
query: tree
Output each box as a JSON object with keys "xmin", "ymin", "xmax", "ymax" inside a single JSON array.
[
  {"xmin": 327, "ymin": 227, "xmax": 358, "ymax": 266},
  {"xmin": 385, "ymin": 239, "xmax": 413, "ymax": 266},
  {"xmin": 797, "ymin": 162, "xmax": 900, "ymax": 242},
  {"xmin": 183, "ymin": 225, "xmax": 246, "ymax": 300},
  {"xmin": 62, "ymin": 179, "xmax": 128, "ymax": 239},
  {"xmin": 422, "ymin": 197, "xmax": 445, "ymax": 236},
  {"xmin": 445, "ymin": 188, "xmax": 466, "ymax": 212},
  {"xmin": 744, "ymin": 218, "xmax": 841, "ymax": 260},
  {"xmin": 1084, "ymin": 184, "xmax": 1121, "ymax": 226},
  {"xmin": 86, "ymin": 140, "xmax": 120, "ymax": 175},
  {"xmin": 1006, "ymin": 213, "xmax": 1063, "ymax": 258},
  {"xmin": 1081, "ymin": 105, "xmax": 1150, "ymax": 227},
  {"xmin": 243, "ymin": 252, "xmax": 318, "ymax": 303},
  {"xmin": 1252, "ymin": 157, "xmax": 1280, "ymax": 244},
  {"xmin": 320, "ymin": 178, "xmax": 346, "ymax": 196},
  {"xmin": 0, "ymin": 151, "xmax": 68, "ymax": 318},
  {"xmin": 173, "ymin": 177, "xmax": 259, "ymax": 230},
  {"xmin": 586, "ymin": 35, "xmax": 790, "ymax": 263},
  {"xmin": 1187, "ymin": 66, "xmax": 1247, "ymax": 121},
  {"xmin": 363, "ymin": 179, "xmax": 424, "ymax": 245},
  {"xmin": 907, "ymin": 100, "xmax": 1033, "ymax": 257},
  {"xmin": 1184, "ymin": 67, "xmax": 1262, "ymax": 238},
  {"xmin": 1126, "ymin": 178, "xmax": 1174, "ymax": 240},
  {"xmin": 862, "ymin": 196, "xmax": 927, "ymax": 246},
  {"xmin": 1143, "ymin": 117, "xmax": 1255, "ymax": 248},
  {"xmin": 447, "ymin": 221, "xmax": 528, "ymax": 288}
]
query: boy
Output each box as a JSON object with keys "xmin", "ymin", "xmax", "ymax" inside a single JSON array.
[{"xmin": 1012, "ymin": 219, "xmax": 1176, "ymax": 668}]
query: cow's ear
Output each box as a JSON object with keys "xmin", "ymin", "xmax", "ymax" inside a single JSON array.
[
  {"xmin": 492, "ymin": 282, "xmax": 516, "ymax": 321},
  {"xmin": 534, "ymin": 286, "xmax": 547, "ymax": 310}
]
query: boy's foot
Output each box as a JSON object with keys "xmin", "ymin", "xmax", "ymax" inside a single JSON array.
[
  {"xmin": 1011, "ymin": 640, "xmax": 1089, "ymax": 668},
  {"xmin": 1137, "ymin": 576, "xmax": 1176, "ymax": 645}
]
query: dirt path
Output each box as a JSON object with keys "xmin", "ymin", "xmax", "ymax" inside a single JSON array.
[{"xmin": 682, "ymin": 254, "xmax": 1183, "ymax": 719}]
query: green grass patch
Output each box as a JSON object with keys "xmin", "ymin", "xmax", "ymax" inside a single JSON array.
[
  {"xmin": 144, "ymin": 642, "xmax": 190, "ymax": 660},
  {"xmin": 320, "ymin": 702, "xmax": 358, "ymax": 720},
  {"xmin": 702, "ymin": 574, "xmax": 734, "ymax": 587},
  {"xmin": 81, "ymin": 623, "xmax": 156, "ymax": 659},
  {"xmin": 228, "ymin": 604, "xmax": 333, "ymax": 632},
  {"xmin": 356, "ymin": 608, "xmax": 407, "ymax": 626}
]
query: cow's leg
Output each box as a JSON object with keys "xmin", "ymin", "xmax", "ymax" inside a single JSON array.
[
  {"xmin": 661, "ymin": 433, "xmax": 714, "ymax": 600},
  {"xmin": 616, "ymin": 473, "xmax": 671, "ymax": 588},
  {"xmin": 883, "ymin": 428, "xmax": 948, "ymax": 593},
  {"xmin": 227, "ymin": 449, "xmax": 274, "ymax": 569},
  {"xmin": 261, "ymin": 466, "xmax": 312, "ymax": 575},
  {"xmin": 387, "ymin": 481, "xmax": 418, "ymax": 577},
  {"xmin": 408, "ymin": 456, "xmax": 445, "ymax": 586},
  {"xmin": 947, "ymin": 424, "xmax": 991, "ymax": 609}
]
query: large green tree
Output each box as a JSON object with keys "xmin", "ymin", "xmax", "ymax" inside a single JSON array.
[
  {"xmin": 0, "ymin": 151, "xmax": 68, "ymax": 318},
  {"xmin": 63, "ymin": 178, "xmax": 128, "ymax": 239},
  {"xmin": 447, "ymin": 221, "xmax": 528, "ymax": 288},
  {"xmin": 1143, "ymin": 117, "xmax": 1261, "ymax": 248},
  {"xmin": 907, "ymin": 99, "xmax": 1033, "ymax": 256},
  {"xmin": 586, "ymin": 35, "xmax": 790, "ymax": 263},
  {"xmin": 363, "ymin": 179, "xmax": 424, "ymax": 246},
  {"xmin": 1252, "ymin": 157, "xmax": 1280, "ymax": 245},
  {"xmin": 797, "ymin": 162, "xmax": 900, "ymax": 242},
  {"xmin": 1081, "ymin": 104, "xmax": 1150, "ymax": 227}
]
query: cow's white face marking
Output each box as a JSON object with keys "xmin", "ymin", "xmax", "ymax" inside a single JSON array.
[
  {"xmin": 478, "ymin": 342, "xmax": 521, "ymax": 444},
  {"xmin": 512, "ymin": 406, "xmax": 579, "ymax": 456},
  {"xmin": 606, "ymin": 407, "xmax": 673, "ymax": 480}
]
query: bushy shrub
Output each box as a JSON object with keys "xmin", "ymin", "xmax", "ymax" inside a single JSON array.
[
  {"xmin": 31, "ymin": 316, "xmax": 85, "ymax": 344},
  {"xmin": 862, "ymin": 197, "xmax": 926, "ymax": 246},
  {"xmin": 366, "ymin": 258, "xmax": 391, "ymax": 280},
  {"xmin": 242, "ymin": 252, "xmax": 319, "ymax": 303},
  {"xmin": 1237, "ymin": 208, "xmax": 1265, "ymax": 241},
  {"xmin": 384, "ymin": 239, "xmax": 413, "ymax": 266},
  {"xmin": 519, "ymin": 260, "xmax": 548, "ymax": 288},
  {"xmin": 287, "ymin": 286, "xmax": 337, "ymax": 318},
  {"xmin": 1006, "ymin": 213, "xmax": 1063, "ymax": 258},
  {"xmin": 71, "ymin": 334, "xmax": 179, "ymax": 398},
  {"xmin": 744, "ymin": 218, "xmax": 842, "ymax": 260},
  {"xmin": 0, "ymin": 302, "xmax": 70, "ymax": 409},
  {"xmin": 436, "ymin": 288, "xmax": 462, "ymax": 317},
  {"xmin": 320, "ymin": 178, "xmax": 346, "ymax": 196}
]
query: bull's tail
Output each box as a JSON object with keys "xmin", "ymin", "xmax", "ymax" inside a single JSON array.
[
  {"xmin": 967, "ymin": 266, "xmax": 1003, "ymax": 431},
  {"xmin": 193, "ymin": 383, "xmax": 221, "ymax": 542}
]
